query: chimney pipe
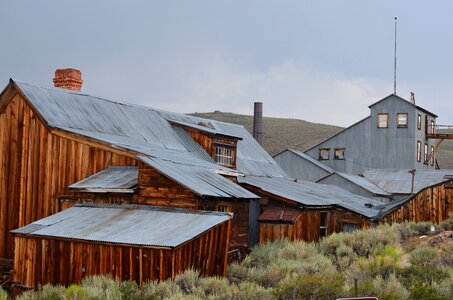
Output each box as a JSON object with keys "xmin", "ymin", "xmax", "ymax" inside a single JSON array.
[
  {"xmin": 253, "ymin": 102, "xmax": 263, "ymax": 145},
  {"xmin": 53, "ymin": 68, "xmax": 83, "ymax": 91}
]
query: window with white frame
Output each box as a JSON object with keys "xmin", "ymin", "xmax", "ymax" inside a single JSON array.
[
  {"xmin": 377, "ymin": 113, "xmax": 388, "ymax": 128},
  {"xmin": 397, "ymin": 113, "xmax": 408, "ymax": 128},
  {"xmin": 424, "ymin": 143, "xmax": 428, "ymax": 164},
  {"xmin": 318, "ymin": 148, "xmax": 330, "ymax": 160},
  {"xmin": 215, "ymin": 145, "xmax": 233, "ymax": 167},
  {"xmin": 431, "ymin": 145, "xmax": 435, "ymax": 166},
  {"xmin": 431, "ymin": 120, "xmax": 435, "ymax": 134},
  {"xmin": 417, "ymin": 114, "xmax": 422, "ymax": 130},
  {"xmin": 417, "ymin": 141, "xmax": 421, "ymax": 162}
]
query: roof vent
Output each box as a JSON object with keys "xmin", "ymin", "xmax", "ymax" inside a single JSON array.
[
  {"xmin": 53, "ymin": 68, "xmax": 83, "ymax": 91},
  {"xmin": 410, "ymin": 92, "xmax": 416, "ymax": 104},
  {"xmin": 364, "ymin": 203, "xmax": 374, "ymax": 208}
]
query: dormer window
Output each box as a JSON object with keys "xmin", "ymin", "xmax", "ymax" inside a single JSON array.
[
  {"xmin": 377, "ymin": 113, "xmax": 388, "ymax": 128},
  {"xmin": 397, "ymin": 113, "xmax": 408, "ymax": 128},
  {"xmin": 215, "ymin": 145, "xmax": 234, "ymax": 167}
]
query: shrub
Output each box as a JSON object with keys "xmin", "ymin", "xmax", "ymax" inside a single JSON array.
[
  {"xmin": 353, "ymin": 246, "xmax": 405, "ymax": 280},
  {"xmin": 141, "ymin": 280, "xmax": 183, "ymax": 299},
  {"xmin": 410, "ymin": 246, "xmax": 439, "ymax": 267},
  {"xmin": 174, "ymin": 269, "xmax": 200, "ymax": 294},
  {"xmin": 274, "ymin": 273, "xmax": 345, "ymax": 300},
  {"xmin": 411, "ymin": 221, "xmax": 436, "ymax": 235},
  {"xmin": 18, "ymin": 284, "xmax": 65, "ymax": 300},
  {"xmin": 120, "ymin": 280, "xmax": 142, "ymax": 300},
  {"xmin": 0, "ymin": 289, "xmax": 7, "ymax": 300},
  {"xmin": 400, "ymin": 264, "xmax": 449, "ymax": 287},
  {"xmin": 197, "ymin": 276, "xmax": 230, "ymax": 298},
  {"xmin": 81, "ymin": 275, "xmax": 121, "ymax": 300},
  {"xmin": 371, "ymin": 274, "xmax": 409, "ymax": 300},
  {"xmin": 409, "ymin": 280, "xmax": 448, "ymax": 300},
  {"xmin": 439, "ymin": 241, "xmax": 453, "ymax": 267},
  {"xmin": 65, "ymin": 284, "xmax": 89, "ymax": 300},
  {"xmin": 232, "ymin": 281, "xmax": 275, "ymax": 300}
]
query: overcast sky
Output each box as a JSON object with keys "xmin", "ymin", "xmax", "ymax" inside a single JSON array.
[{"xmin": 1, "ymin": 1, "xmax": 452, "ymax": 127}]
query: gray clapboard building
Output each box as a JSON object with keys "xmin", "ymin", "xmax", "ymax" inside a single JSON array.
[{"xmin": 275, "ymin": 94, "xmax": 439, "ymax": 181}]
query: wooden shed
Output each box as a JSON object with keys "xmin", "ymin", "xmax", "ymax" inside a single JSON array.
[
  {"xmin": 11, "ymin": 204, "xmax": 232, "ymax": 290},
  {"xmin": 238, "ymin": 176, "xmax": 380, "ymax": 243}
]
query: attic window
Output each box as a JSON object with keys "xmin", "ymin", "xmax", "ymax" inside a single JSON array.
[
  {"xmin": 215, "ymin": 145, "xmax": 234, "ymax": 167},
  {"xmin": 377, "ymin": 113, "xmax": 388, "ymax": 128},
  {"xmin": 397, "ymin": 113, "xmax": 408, "ymax": 128},
  {"xmin": 333, "ymin": 148, "xmax": 345, "ymax": 160},
  {"xmin": 318, "ymin": 148, "xmax": 330, "ymax": 160},
  {"xmin": 417, "ymin": 114, "xmax": 422, "ymax": 130}
]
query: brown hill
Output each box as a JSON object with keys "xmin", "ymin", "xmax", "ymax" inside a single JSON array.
[{"xmin": 189, "ymin": 111, "xmax": 453, "ymax": 169}]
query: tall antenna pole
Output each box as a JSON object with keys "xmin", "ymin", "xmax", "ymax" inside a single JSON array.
[{"xmin": 394, "ymin": 17, "xmax": 397, "ymax": 95}]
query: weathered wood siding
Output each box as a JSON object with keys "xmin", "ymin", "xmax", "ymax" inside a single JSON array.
[
  {"xmin": 259, "ymin": 208, "xmax": 370, "ymax": 243},
  {"xmin": 0, "ymin": 93, "xmax": 137, "ymax": 259},
  {"xmin": 380, "ymin": 184, "xmax": 453, "ymax": 224},
  {"xmin": 13, "ymin": 220, "xmax": 231, "ymax": 289}
]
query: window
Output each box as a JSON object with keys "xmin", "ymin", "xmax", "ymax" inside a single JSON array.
[
  {"xmin": 318, "ymin": 148, "xmax": 330, "ymax": 160},
  {"xmin": 319, "ymin": 211, "xmax": 328, "ymax": 238},
  {"xmin": 431, "ymin": 145, "xmax": 435, "ymax": 166},
  {"xmin": 431, "ymin": 120, "xmax": 435, "ymax": 134},
  {"xmin": 377, "ymin": 113, "xmax": 388, "ymax": 128},
  {"xmin": 417, "ymin": 114, "xmax": 422, "ymax": 130},
  {"xmin": 334, "ymin": 148, "xmax": 345, "ymax": 160},
  {"xmin": 215, "ymin": 145, "xmax": 233, "ymax": 167},
  {"xmin": 343, "ymin": 223, "xmax": 359, "ymax": 233},
  {"xmin": 397, "ymin": 113, "xmax": 408, "ymax": 128},
  {"xmin": 417, "ymin": 141, "xmax": 421, "ymax": 162},
  {"xmin": 424, "ymin": 143, "xmax": 428, "ymax": 164},
  {"xmin": 217, "ymin": 205, "xmax": 229, "ymax": 212}
]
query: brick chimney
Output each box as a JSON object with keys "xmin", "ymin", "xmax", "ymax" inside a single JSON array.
[{"xmin": 53, "ymin": 68, "xmax": 83, "ymax": 91}]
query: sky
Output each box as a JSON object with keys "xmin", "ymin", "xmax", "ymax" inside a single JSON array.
[{"xmin": 1, "ymin": 1, "xmax": 452, "ymax": 127}]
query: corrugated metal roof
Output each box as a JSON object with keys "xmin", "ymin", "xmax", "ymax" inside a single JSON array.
[
  {"xmin": 238, "ymin": 176, "xmax": 382, "ymax": 219},
  {"xmin": 69, "ymin": 166, "xmax": 138, "ymax": 192},
  {"xmin": 140, "ymin": 156, "xmax": 259, "ymax": 199},
  {"xmin": 333, "ymin": 172, "xmax": 391, "ymax": 196},
  {"xmin": 13, "ymin": 80, "xmax": 287, "ymax": 179},
  {"xmin": 363, "ymin": 169, "xmax": 453, "ymax": 194},
  {"xmin": 285, "ymin": 149, "xmax": 335, "ymax": 173},
  {"xmin": 11, "ymin": 204, "xmax": 232, "ymax": 248},
  {"xmin": 258, "ymin": 207, "xmax": 301, "ymax": 223},
  {"xmin": 168, "ymin": 119, "xmax": 242, "ymax": 140}
]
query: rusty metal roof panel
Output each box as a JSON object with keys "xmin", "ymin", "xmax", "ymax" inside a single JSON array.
[
  {"xmin": 14, "ymin": 80, "xmax": 288, "ymax": 179},
  {"xmin": 140, "ymin": 156, "xmax": 259, "ymax": 199},
  {"xmin": 363, "ymin": 169, "xmax": 453, "ymax": 194},
  {"xmin": 238, "ymin": 176, "xmax": 382, "ymax": 218},
  {"xmin": 69, "ymin": 166, "xmax": 138, "ymax": 192},
  {"xmin": 12, "ymin": 204, "xmax": 232, "ymax": 248},
  {"xmin": 258, "ymin": 207, "xmax": 301, "ymax": 223}
]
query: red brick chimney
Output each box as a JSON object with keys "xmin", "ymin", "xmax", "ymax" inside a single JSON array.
[{"xmin": 53, "ymin": 68, "xmax": 83, "ymax": 91}]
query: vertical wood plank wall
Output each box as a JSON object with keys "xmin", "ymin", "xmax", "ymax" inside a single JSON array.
[
  {"xmin": 381, "ymin": 185, "xmax": 453, "ymax": 224},
  {"xmin": 259, "ymin": 209, "xmax": 370, "ymax": 243},
  {"xmin": 0, "ymin": 94, "xmax": 137, "ymax": 259},
  {"xmin": 13, "ymin": 221, "xmax": 231, "ymax": 289}
]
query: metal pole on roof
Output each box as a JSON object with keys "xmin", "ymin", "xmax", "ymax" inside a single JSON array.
[
  {"xmin": 394, "ymin": 17, "xmax": 398, "ymax": 95},
  {"xmin": 253, "ymin": 102, "xmax": 263, "ymax": 145}
]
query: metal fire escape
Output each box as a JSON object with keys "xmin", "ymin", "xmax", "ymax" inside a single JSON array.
[{"xmin": 424, "ymin": 120, "xmax": 453, "ymax": 167}]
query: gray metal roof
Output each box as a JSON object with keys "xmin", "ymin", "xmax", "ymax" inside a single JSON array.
[
  {"xmin": 168, "ymin": 119, "xmax": 242, "ymax": 140},
  {"xmin": 283, "ymin": 149, "xmax": 335, "ymax": 173},
  {"xmin": 11, "ymin": 204, "xmax": 232, "ymax": 248},
  {"xmin": 238, "ymin": 176, "xmax": 382, "ymax": 219},
  {"xmin": 69, "ymin": 166, "xmax": 138, "ymax": 192},
  {"xmin": 140, "ymin": 156, "xmax": 259, "ymax": 199},
  {"xmin": 332, "ymin": 172, "xmax": 391, "ymax": 196},
  {"xmin": 368, "ymin": 94, "xmax": 438, "ymax": 117},
  {"xmin": 13, "ymin": 80, "xmax": 287, "ymax": 179},
  {"xmin": 363, "ymin": 169, "xmax": 453, "ymax": 194}
]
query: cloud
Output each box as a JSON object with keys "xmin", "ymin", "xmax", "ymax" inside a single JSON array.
[{"xmin": 83, "ymin": 55, "xmax": 391, "ymax": 127}]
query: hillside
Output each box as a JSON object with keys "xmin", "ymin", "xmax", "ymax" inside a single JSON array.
[{"xmin": 189, "ymin": 111, "xmax": 453, "ymax": 168}]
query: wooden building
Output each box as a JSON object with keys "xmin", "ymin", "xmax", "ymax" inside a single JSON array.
[
  {"xmin": 238, "ymin": 176, "xmax": 380, "ymax": 243},
  {"xmin": 12, "ymin": 204, "xmax": 232, "ymax": 289}
]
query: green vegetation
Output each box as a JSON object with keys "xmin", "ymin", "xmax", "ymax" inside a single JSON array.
[
  {"xmin": 10, "ymin": 221, "xmax": 453, "ymax": 299},
  {"xmin": 189, "ymin": 111, "xmax": 453, "ymax": 168}
]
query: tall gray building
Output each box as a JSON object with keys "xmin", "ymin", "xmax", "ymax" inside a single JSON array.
[{"xmin": 275, "ymin": 94, "xmax": 439, "ymax": 179}]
